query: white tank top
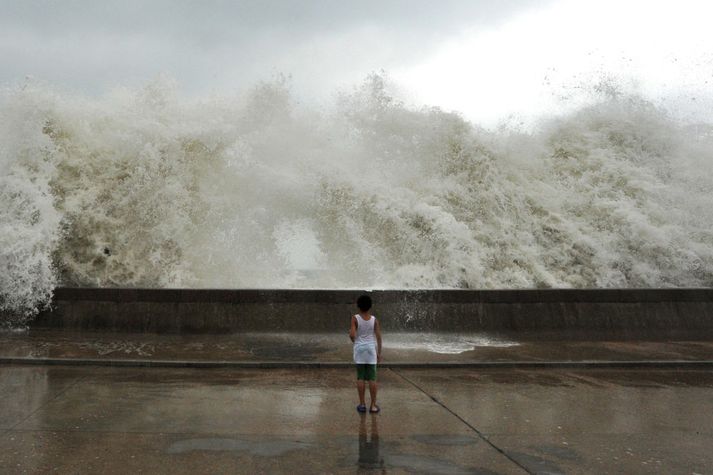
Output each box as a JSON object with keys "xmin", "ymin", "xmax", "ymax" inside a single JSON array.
[
  {"xmin": 355, "ymin": 314, "xmax": 376, "ymax": 345},
  {"xmin": 353, "ymin": 314, "xmax": 377, "ymax": 364}
]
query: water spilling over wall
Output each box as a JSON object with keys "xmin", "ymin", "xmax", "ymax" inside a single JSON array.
[{"xmin": 2, "ymin": 75, "xmax": 713, "ymax": 324}]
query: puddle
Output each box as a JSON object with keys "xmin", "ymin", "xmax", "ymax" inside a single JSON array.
[
  {"xmin": 411, "ymin": 434, "xmax": 479, "ymax": 446},
  {"xmin": 167, "ymin": 437, "xmax": 312, "ymax": 456},
  {"xmin": 387, "ymin": 454, "xmax": 485, "ymax": 474}
]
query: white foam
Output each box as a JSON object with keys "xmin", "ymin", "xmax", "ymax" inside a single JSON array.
[{"xmin": 385, "ymin": 334, "xmax": 519, "ymax": 354}]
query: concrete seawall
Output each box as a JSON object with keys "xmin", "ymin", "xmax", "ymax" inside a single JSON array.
[{"xmin": 30, "ymin": 288, "xmax": 713, "ymax": 339}]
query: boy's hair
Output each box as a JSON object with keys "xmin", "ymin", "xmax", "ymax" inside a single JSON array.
[{"xmin": 356, "ymin": 294, "xmax": 372, "ymax": 312}]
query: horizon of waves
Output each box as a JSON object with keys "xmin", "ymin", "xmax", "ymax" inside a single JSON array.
[{"xmin": 2, "ymin": 75, "xmax": 713, "ymax": 325}]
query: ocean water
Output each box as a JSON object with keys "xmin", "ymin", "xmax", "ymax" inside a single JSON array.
[{"xmin": 2, "ymin": 75, "xmax": 712, "ymax": 324}]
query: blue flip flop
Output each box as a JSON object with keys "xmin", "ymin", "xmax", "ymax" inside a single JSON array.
[
  {"xmin": 356, "ymin": 404, "xmax": 367, "ymax": 413},
  {"xmin": 369, "ymin": 405, "xmax": 380, "ymax": 414}
]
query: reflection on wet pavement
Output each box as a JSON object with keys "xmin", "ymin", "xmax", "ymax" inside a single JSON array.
[
  {"xmin": 357, "ymin": 414, "xmax": 383, "ymax": 472},
  {"xmin": 2, "ymin": 366, "xmax": 712, "ymax": 473}
]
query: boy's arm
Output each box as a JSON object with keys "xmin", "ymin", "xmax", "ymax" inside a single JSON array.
[
  {"xmin": 349, "ymin": 315, "xmax": 357, "ymax": 342},
  {"xmin": 375, "ymin": 319, "xmax": 382, "ymax": 362}
]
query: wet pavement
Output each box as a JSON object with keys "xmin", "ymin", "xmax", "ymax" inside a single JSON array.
[
  {"xmin": 3, "ymin": 330, "xmax": 713, "ymax": 365},
  {"xmin": 1, "ymin": 365, "xmax": 712, "ymax": 474}
]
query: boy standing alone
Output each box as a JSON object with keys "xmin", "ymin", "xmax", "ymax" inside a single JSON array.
[{"xmin": 350, "ymin": 295, "xmax": 382, "ymax": 413}]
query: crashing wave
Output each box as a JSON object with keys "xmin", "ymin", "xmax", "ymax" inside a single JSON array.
[{"xmin": 1, "ymin": 74, "xmax": 712, "ymax": 324}]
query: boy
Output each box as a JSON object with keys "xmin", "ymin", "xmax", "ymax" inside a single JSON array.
[{"xmin": 349, "ymin": 294, "xmax": 382, "ymax": 413}]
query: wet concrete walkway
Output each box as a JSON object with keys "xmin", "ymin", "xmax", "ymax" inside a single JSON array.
[
  {"xmin": 3, "ymin": 330, "xmax": 713, "ymax": 366},
  {"xmin": 1, "ymin": 365, "xmax": 712, "ymax": 474}
]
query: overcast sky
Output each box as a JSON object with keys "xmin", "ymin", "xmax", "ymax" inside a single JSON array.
[{"xmin": 2, "ymin": 0, "xmax": 712, "ymax": 124}]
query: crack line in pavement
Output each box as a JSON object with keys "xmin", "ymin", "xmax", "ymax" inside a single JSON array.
[{"xmin": 390, "ymin": 368, "xmax": 533, "ymax": 475}]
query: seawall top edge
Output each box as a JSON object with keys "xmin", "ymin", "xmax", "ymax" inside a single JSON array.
[{"xmin": 51, "ymin": 287, "xmax": 713, "ymax": 303}]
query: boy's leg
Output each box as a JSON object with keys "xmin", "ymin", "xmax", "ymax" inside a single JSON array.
[
  {"xmin": 356, "ymin": 365, "xmax": 366, "ymax": 406},
  {"xmin": 357, "ymin": 380, "xmax": 366, "ymax": 406},
  {"xmin": 368, "ymin": 380, "xmax": 377, "ymax": 409},
  {"xmin": 367, "ymin": 365, "xmax": 377, "ymax": 409}
]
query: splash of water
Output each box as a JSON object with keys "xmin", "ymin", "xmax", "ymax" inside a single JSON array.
[{"xmin": 2, "ymin": 74, "xmax": 712, "ymax": 324}]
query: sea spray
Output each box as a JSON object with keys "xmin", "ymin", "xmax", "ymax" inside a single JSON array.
[
  {"xmin": 1, "ymin": 74, "xmax": 712, "ymax": 324},
  {"xmin": 1, "ymin": 84, "xmax": 62, "ymax": 326}
]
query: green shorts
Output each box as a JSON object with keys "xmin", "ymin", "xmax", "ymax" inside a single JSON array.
[{"xmin": 356, "ymin": 364, "xmax": 377, "ymax": 381}]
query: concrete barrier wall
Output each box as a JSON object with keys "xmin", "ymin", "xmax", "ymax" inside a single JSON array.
[{"xmin": 30, "ymin": 288, "xmax": 713, "ymax": 339}]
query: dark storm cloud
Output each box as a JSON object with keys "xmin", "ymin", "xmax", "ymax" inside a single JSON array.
[{"xmin": 0, "ymin": 0, "xmax": 541, "ymax": 95}]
